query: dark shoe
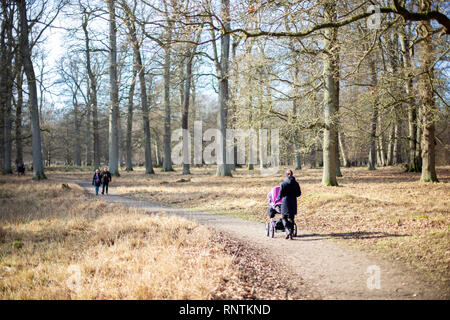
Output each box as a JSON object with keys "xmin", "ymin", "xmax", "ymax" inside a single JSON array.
[{"xmin": 285, "ymin": 233, "xmax": 290, "ymax": 239}]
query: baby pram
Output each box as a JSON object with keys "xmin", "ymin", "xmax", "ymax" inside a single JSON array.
[{"xmin": 265, "ymin": 186, "xmax": 297, "ymax": 238}]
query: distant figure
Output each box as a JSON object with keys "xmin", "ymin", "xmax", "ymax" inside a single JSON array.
[
  {"xmin": 276, "ymin": 169, "xmax": 301, "ymax": 240},
  {"xmin": 92, "ymin": 169, "xmax": 102, "ymax": 195},
  {"xmin": 101, "ymin": 167, "xmax": 112, "ymax": 195},
  {"xmin": 17, "ymin": 162, "xmax": 25, "ymax": 176}
]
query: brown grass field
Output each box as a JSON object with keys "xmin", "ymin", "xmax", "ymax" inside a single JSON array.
[
  {"xmin": 1, "ymin": 165, "xmax": 449, "ymax": 298},
  {"xmin": 0, "ymin": 175, "xmax": 304, "ymax": 299},
  {"xmin": 89, "ymin": 165, "xmax": 449, "ymax": 291}
]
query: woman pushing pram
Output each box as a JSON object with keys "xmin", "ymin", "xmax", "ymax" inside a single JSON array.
[{"xmin": 266, "ymin": 170, "xmax": 301, "ymax": 240}]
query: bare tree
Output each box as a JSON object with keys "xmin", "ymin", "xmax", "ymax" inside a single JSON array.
[
  {"xmin": 210, "ymin": 0, "xmax": 232, "ymax": 176},
  {"xmin": 80, "ymin": 4, "xmax": 101, "ymax": 169},
  {"xmin": 418, "ymin": 0, "xmax": 438, "ymax": 182},
  {"xmin": 120, "ymin": 0, "xmax": 154, "ymax": 174},
  {"xmin": 0, "ymin": 0, "xmax": 14, "ymax": 173},
  {"xmin": 321, "ymin": 0, "xmax": 338, "ymax": 186},
  {"xmin": 17, "ymin": 0, "xmax": 46, "ymax": 179},
  {"xmin": 107, "ymin": 0, "xmax": 120, "ymax": 176}
]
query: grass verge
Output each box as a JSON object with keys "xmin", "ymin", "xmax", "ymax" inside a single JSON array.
[{"xmin": 0, "ymin": 175, "xmax": 302, "ymax": 299}]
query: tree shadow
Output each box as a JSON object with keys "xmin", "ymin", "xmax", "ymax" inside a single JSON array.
[{"xmin": 294, "ymin": 231, "xmax": 409, "ymax": 241}]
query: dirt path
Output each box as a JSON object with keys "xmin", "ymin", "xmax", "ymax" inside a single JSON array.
[{"xmin": 77, "ymin": 181, "xmax": 444, "ymax": 300}]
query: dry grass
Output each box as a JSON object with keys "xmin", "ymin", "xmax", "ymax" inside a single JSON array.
[
  {"xmin": 93, "ymin": 165, "xmax": 450, "ymax": 292},
  {"xmin": 0, "ymin": 175, "xmax": 285, "ymax": 299}
]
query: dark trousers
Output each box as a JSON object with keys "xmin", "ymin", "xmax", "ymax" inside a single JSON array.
[
  {"xmin": 282, "ymin": 214, "xmax": 295, "ymax": 234},
  {"xmin": 102, "ymin": 183, "xmax": 109, "ymax": 194}
]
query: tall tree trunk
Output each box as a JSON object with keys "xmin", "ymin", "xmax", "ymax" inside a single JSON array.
[
  {"xmin": 321, "ymin": 0, "xmax": 338, "ymax": 186},
  {"xmin": 141, "ymin": 72, "xmax": 154, "ymax": 174},
  {"xmin": 85, "ymin": 83, "xmax": 92, "ymax": 166},
  {"xmin": 338, "ymin": 132, "xmax": 349, "ymax": 167},
  {"xmin": 15, "ymin": 67, "xmax": 24, "ymax": 165},
  {"xmin": 82, "ymin": 13, "xmax": 99, "ymax": 169},
  {"xmin": 107, "ymin": 0, "xmax": 119, "ymax": 176},
  {"xmin": 416, "ymin": 105, "xmax": 422, "ymax": 169},
  {"xmin": 154, "ymin": 135, "xmax": 161, "ymax": 167},
  {"xmin": 310, "ymin": 146, "xmax": 316, "ymax": 168},
  {"xmin": 182, "ymin": 54, "xmax": 194, "ymax": 175},
  {"xmin": 74, "ymin": 102, "xmax": 81, "ymax": 166},
  {"xmin": 162, "ymin": 44, "xmax": 174, "ymax": 171},
  {"xmin": 118, "ymin": 114, "xmax": 123, "ymax": 167},
  {"xmin": 92, "ymin": 85, "xmax": 100, "ymax": 169},
  {"xmin": 214, "ymin": 0, "xmax": 232, "ymax": 176},
  {"xmin": 18, "ymin": 0, "xmax": 45, "ymax": 179},
  {"xmin": 291, "ymin": 46, "xmax": 301, "ymax": 170},
  {"xmin": 125, "ymin": 63, "xmax": 136, "ymax": 172},
  {"xmin": 368, "ymin": 56, "xmax": 378, "ymax": 170},
  {"xmin": 418, "ymin": 0, "xmax": 438, "ymax": 182},
  {"xmin": 1, "ymin": 1, "xmax": 13, "ymax": 174},
  {"xmin": 387, "ymin": 31, "xmax": 399, "ymax": 166},
  {"xmin": 334, "ymin": 51, "xmax": 342, "ymax": 177},
  {"xmin": 393, "ymin": 119, "xmax": 401, "ymax": 164},
  {"xmin": 377, "ymin": 113, "xmax": 386, "ymax": 166},
  {"xmin": 399, "ymin": 22, "xmax": 419, "ymax": 172},
  {"xmin": 386, "ymin": 125, "xmax": 395, "ymax": 165},
  {"xmin": 0, "ymin": 84, "xmax": 3, "ymax": 172}
]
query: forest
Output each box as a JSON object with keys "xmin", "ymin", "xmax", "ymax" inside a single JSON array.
[
  {"xmin": 0, "ymin": 0, "xmax": 448, "ymax": 184},
  {"xmin": 0, "ymin": 0, "xmax": 449, "ymax": 301}
]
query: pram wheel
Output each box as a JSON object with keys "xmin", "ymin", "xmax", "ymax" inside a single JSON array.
[{"xmin": 265, "ymin": 222, "xmax": 274, "ymax": 238}]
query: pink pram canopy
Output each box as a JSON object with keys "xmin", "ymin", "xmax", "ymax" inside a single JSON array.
[{"xmin": 269, "ymin": 186, "xmax": 282, "ymax": 207}]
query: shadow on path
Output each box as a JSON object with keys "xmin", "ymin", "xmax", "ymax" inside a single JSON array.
[{"xmin": 295, "ymin": 231, "xmax": 409, "ymax": 241}]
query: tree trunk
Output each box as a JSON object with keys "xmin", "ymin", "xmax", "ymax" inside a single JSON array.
[
  {"xmin": 162, "ymin": 44, "xmax": 174, "ymax": 171},
  {"xmin": 85, "ymin": 83, "xmax": 92, "ymax": 166},
  {"xmin": 393, "ymin": 119, "xmax": 401, "ymax": 164},
  {"xmin": 125, "ymin": 63, "xmax": 136, "ymax": 172},
  {"xmin": 140, "ymin": 71, "xmax": 154, "ymax": 174},
  {"xmin": 377, "ymin": 113, "xmax": 386, "ymax": 166},
  {"xmin": 338, "ymin": 132, "xmax": 349, "ymax": 167},
  {"xmin": 386, "ymin": 125, "xmax": 395, "ymax": 165},
  {"xmin": 416, "ymin": 105, "xmax": 422, "ymax": 169},
  {"xmin": 368, "ymin": 56, "xmax": 378, "ymax": 170},
  {"xmin": 1, "ymin": 2, "xmax": 14, "ymax": 174},
  {"xmin": 310, "ymin": 147, "xmax": 316, "ymax": 168},
  {"xmin": 74, "ymin": 102, "xmax": 81, "ymax": 166},
  {"xmin": 215, "ymin": 0, "xmax": 232, "ymax": 177},
  {"xmin": 182, "ymin": 54, "xmax": 194, "ymax": 175},
  {"xmin": 418, "ymin": 0, "xmax": 438, "ymax": 182},
  {"xmin": 387, "ymin": 31, "xmax": 399, "ymax": 167},
  {"xmin": 107, "ymin": 0, "xmax": 119, "ymax": 176},
  {"xmin": 18, "ymin": 0, "xmax": 45, "ymax": 179},
  {"xmin": 321, "ymin": 0, "xmax": 338, "ymax": 186},
  {"xmin": 399, "ymin": 22, "xmax": 419, "ymax": 172},
  {"xmin": 15, "ymin": 67, "xmax": 24, "ymax": 165},
  {"xmin": 92, "ymin": 85, "xmax": 100, "ymax": 169},
  {"xmin": 154, "ymin": 136, "xmax": 161, "ymax": 167},
  {"xmin": 291, "ymin": 46, "xmax": 302, "ymax": 170},
  {"xmin": 118, "ymin": 113, "xmax": 123, "ymax": 167},
  {"xmin": 121, "ymin": 1, "xmax": 155, "ymax": 174},
  {"xmin": 82, "ymin": 13, "xmax": 99, "ymax": 169},
  {"xmin": 334, "ymin": 53, "xmax": 342, "ymax": 177}
]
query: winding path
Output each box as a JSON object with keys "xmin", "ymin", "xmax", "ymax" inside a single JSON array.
[{"xmin": 77, "ymin": 180, "xmax": 444, "ymax": 300}]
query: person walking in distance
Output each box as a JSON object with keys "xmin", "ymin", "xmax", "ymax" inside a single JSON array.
[
  {"xmin": 92, "ymin": 169, "xmax": 102, "ymax": 195},
  {"xmin": 101, "ymin": 167, "xmax": 112, "ymax": 195},
  {"xmin": 276, "ymin": 169, "xmax": 301, "ymax": 240}
]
